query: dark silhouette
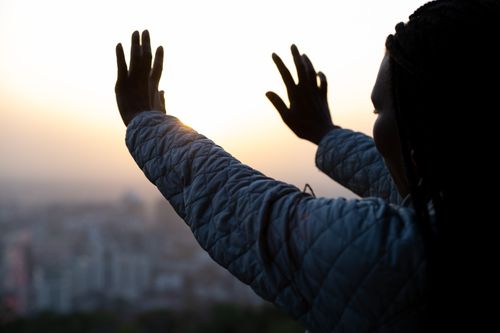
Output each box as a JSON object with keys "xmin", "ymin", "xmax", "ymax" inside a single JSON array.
[{"xmin": 114, "ymin": 1, "xmax": 498, "ymax": 331}]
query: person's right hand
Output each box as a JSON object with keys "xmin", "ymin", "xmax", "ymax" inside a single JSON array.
[{"xmin": 266, "ymin": 45, "xmax": 338, "ymax": 145}]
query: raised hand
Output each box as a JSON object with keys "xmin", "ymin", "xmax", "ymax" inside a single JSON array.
[
  {"xmin": 266, "ymin": 45, "xmax": 338, "ymax": 145},
  {"xmin": 115, "ymin": 30, "xmax": 165, "ymax": 126}
]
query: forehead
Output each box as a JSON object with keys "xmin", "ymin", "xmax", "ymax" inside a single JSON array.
[{"xmin": 371, "ymin": 54, "xmax": 392, "ymax": 107}]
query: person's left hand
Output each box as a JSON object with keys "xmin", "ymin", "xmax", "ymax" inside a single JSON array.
[{"xmin": 115, "ymin": 30, "xmax": 165, "ymax": 126}]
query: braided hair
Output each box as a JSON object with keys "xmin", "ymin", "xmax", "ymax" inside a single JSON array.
[{"xmin": 385, "ymin": 0, "xmax": 500, "ymax": 328}]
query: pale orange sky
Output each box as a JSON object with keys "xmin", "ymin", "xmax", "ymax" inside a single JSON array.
[{"xmin": 0, "ymin": 0, "xmax": 426, "ymax": 203}]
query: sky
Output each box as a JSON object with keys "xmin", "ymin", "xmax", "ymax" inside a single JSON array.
[{"xmin": 0, "ymin": 0, "xmax": 427, "ymax": 204}]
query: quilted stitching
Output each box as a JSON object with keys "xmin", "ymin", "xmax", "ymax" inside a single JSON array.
[
  {"xmin": 316, "ymin": 129, "xmax": 402, "ymax": 205},
  {"xmin": 126, "ymin": 112, "xmax": 428, "ymax": 332}
]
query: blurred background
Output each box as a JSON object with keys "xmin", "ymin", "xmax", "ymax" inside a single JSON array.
[{"xmin": 0, "ymin": 0, "xmax": 426, "ymax": 332}]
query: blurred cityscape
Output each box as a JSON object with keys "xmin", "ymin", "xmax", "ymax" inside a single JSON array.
[{"xmin": 0, "ymin": 192, "xmax": 263, "ymax": 318}]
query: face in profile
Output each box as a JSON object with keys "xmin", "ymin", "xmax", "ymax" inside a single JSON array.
[{"xmin": 371, "ymin": 53, "xmax": 409, "ymax": 197}]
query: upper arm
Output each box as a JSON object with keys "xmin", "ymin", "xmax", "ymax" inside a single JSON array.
[{"xmin": 263, "ymin": 196, "xmax": 426, "ymax": 331}]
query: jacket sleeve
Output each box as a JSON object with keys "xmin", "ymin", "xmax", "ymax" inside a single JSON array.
[
  {"xmin": 126, "ymin": 111, "xmax": 426, "ymax": 332},
  {"xmin": 316, "ymin": 128, "xmax": 402, "ymax": 205}
]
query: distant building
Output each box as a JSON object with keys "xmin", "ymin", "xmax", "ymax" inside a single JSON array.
[{"xmin": 2, "ymin": 231, "xmax": 32, "ymax": 315}]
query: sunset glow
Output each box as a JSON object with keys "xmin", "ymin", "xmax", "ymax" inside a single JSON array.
[{"xmin": 0, "ymin": 0, "xmax": 427, "ymax": 203}]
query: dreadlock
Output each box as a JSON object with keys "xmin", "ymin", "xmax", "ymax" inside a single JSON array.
[{"xmin": 385, "ymin": 0, "xmax": 500, "ymax": 329}]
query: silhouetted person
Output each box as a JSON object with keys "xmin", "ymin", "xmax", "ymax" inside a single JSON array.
[{"xmin": 114, "ymin": 1, "xmax": 498, "ymax": 331}]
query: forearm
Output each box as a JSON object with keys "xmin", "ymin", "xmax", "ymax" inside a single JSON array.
[{"xmin": 316, "ymin": 128, "xmax": 401, "ymax": 204}]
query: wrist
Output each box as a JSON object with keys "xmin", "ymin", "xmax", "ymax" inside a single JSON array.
[{"xmin": 311, "ymin": 125, "xmax": 340, "ymax": 145}]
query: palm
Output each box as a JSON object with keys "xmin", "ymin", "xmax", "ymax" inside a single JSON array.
[
  {"xmin": 115, "ymin": 30, "xmax": 165, "ymax": 126},
  {"xmin": 267, "ymin": 45, "xmax": 336, "ymax": 145}
]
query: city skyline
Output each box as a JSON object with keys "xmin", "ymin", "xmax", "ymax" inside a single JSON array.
[{"xmin": 0, "ymin": 194, "xmax": 262, "ymax": 316}]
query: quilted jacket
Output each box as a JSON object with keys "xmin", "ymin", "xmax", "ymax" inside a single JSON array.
[{"xmin": 126, "ymin": 111, "xmax": 429, "ymax": 332}]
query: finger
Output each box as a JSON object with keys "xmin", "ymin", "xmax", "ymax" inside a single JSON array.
[
  {"xmin": 266, "ymin": 91, "xmax": 289, "ymax": 120},
  {"xmin": 116, "ymin": 43, "xmax": 128, "ymax": 82},
  {"xmin": 318, "ymin": 71, "xmax": 328, "ymax": 98},
  {"xmin": 302, "ymin": 54, "xmax": 317, "ymax": 85},
  {"xmin": 272, "ymin": 53, "xmax": 295, "ymax": 95},
  {"xmin": 151, "ymin": 46, "xmax": 164, "ymax": 87},
  {"xmin": 141, "ymin": 30, "xmax": 152, "ymax": 79},
  {"xmin": 129, "ymin": 31, "xmax": 141, "ymax": 76},
  {"xmin": 160, "ymin": 90, "xmax": 165, "ymax": 104},
  {"xmin": 160, "ymin": 90, "xmax": 166, "ymax": 112},
  {"xmin": 291, "ymin": 44, "xmax": 307, "ymax": 85}
]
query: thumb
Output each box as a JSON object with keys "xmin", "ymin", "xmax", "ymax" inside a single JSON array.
[
  {"xmin": 266, "ymin": 91, "xmax": 289, "ymax": 121},
  {"xmin": 318, "ymin": 72, "xmax": 328, "ymax": 99},
  {"xmin": 159, "ymin": 90, "xmax": 166, "ymax": 112}
]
